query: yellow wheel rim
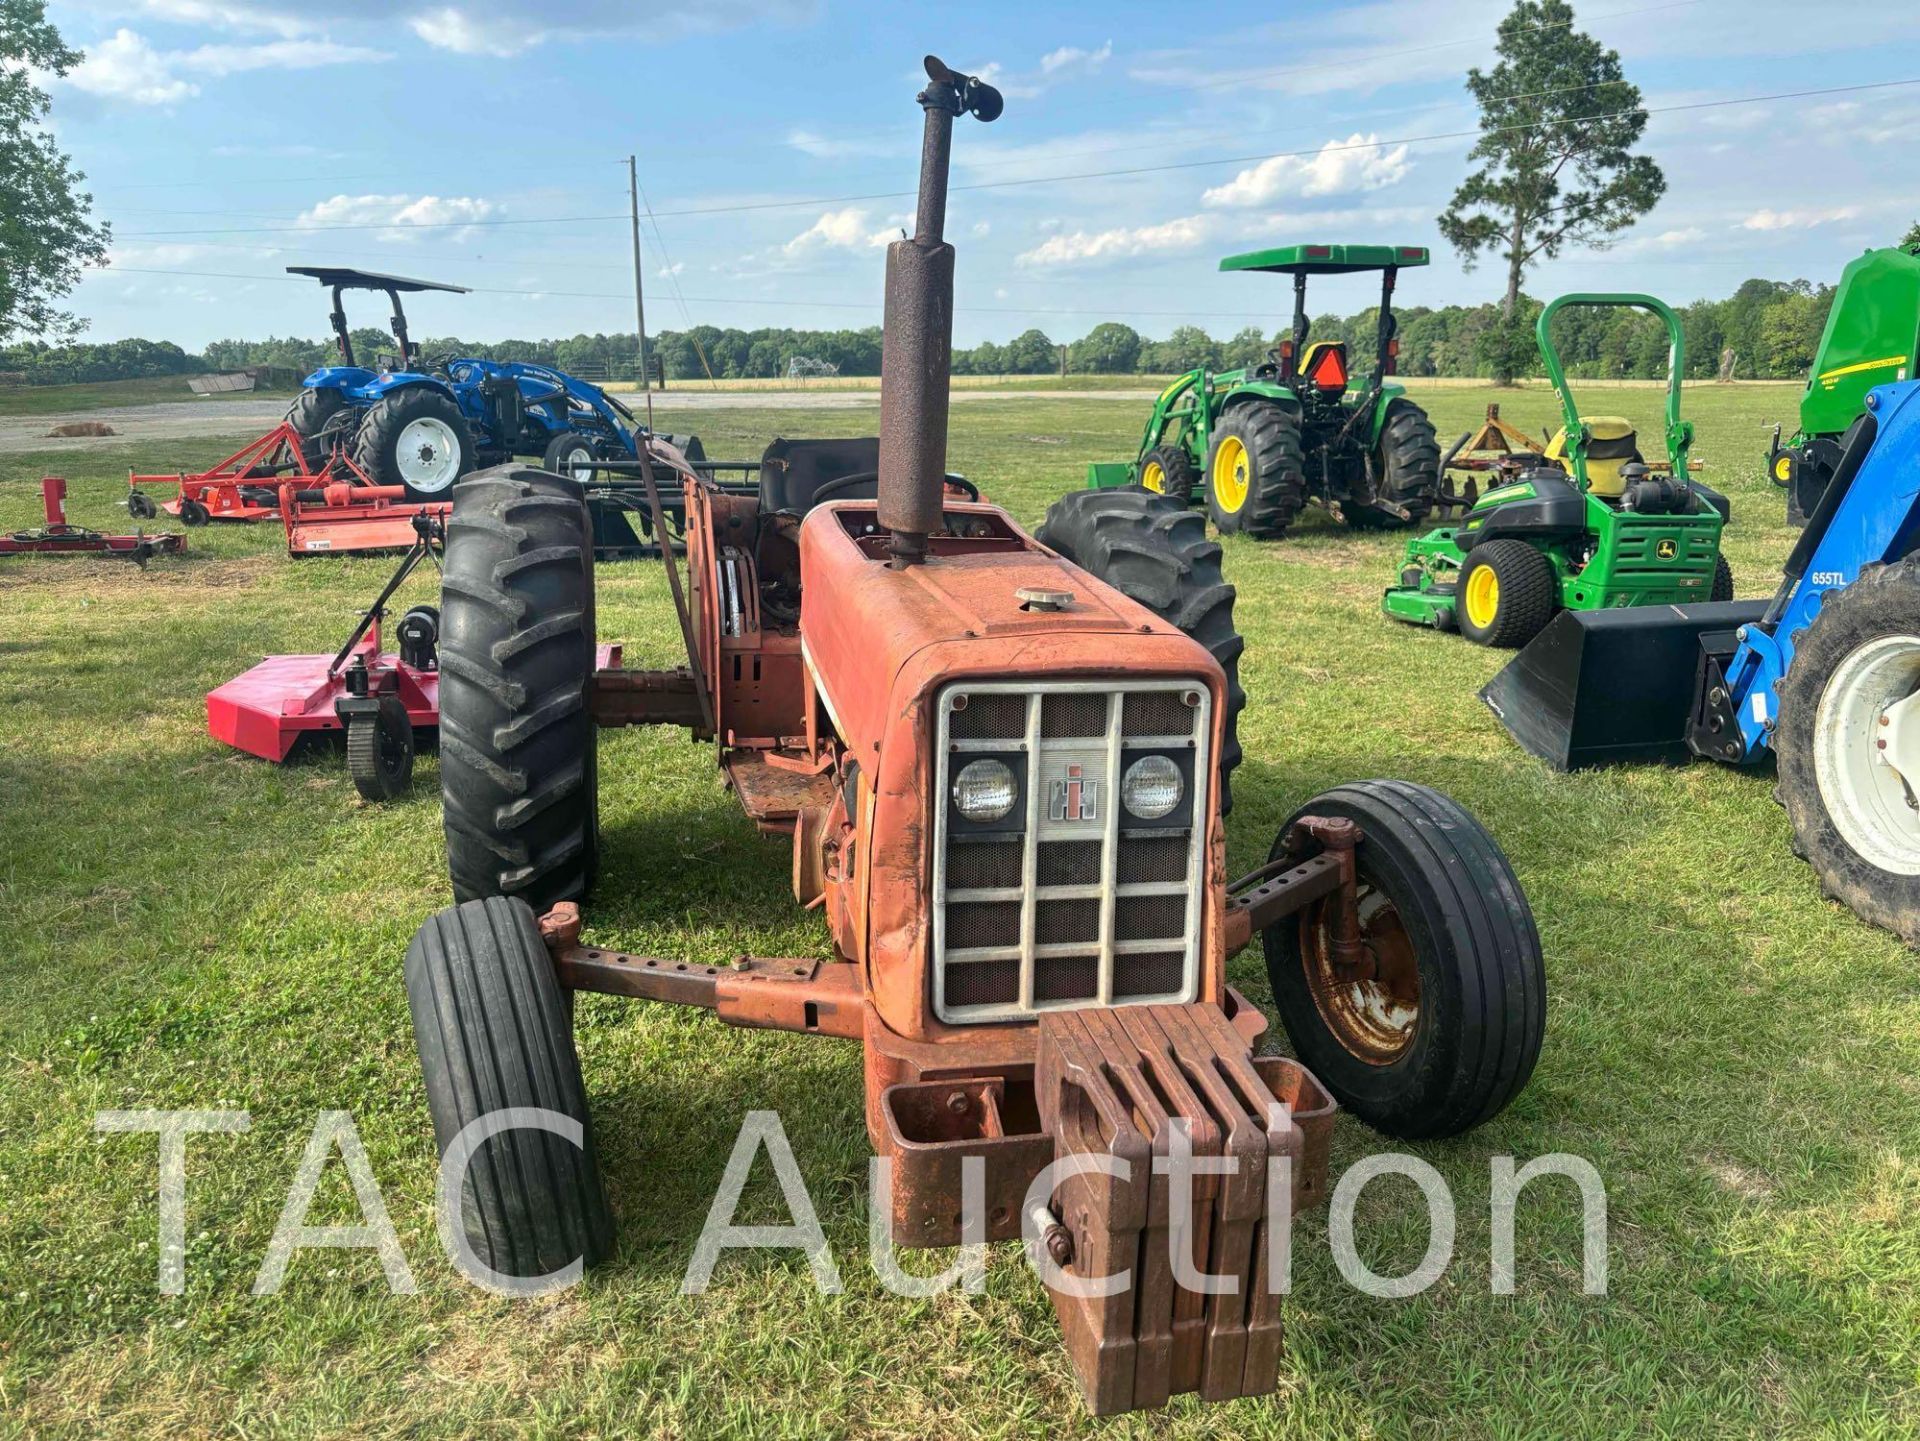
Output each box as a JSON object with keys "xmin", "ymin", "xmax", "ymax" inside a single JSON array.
[
  {"xmin": 1774, "ymin": 455, "xmax": 1792, "ymax": 482},
  {"xmin": 1142, "ymin": 459, "xmax": 1167, "ymax": 493},
  {"xmin": 1464, "ymin": 566, "xmax": 1501, "ymax": 630},
  {"xmin": 1212, "ymin": 435, "xmax": 1250, "ymax": 513}
]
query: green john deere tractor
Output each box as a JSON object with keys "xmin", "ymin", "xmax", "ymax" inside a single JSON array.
[
  {"xmin": 1768, "ymin": 242, "xmax": 1920, "ymax": 525},
  {"xmin": 1383, "ymin": 293, "xmax": 1734, "ymax": 647},
  {"xmin": 1086, "ymin": 244, "xmax": 1441, "ymax": 538}
]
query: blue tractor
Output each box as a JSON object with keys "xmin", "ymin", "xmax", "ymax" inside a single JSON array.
[
  {"xmin": 284, "ymin": 266, "xmax": 644, "ymax": 500},
  {"xmin": 1482, "ymin": 379, "xmax": 1920, "ymax": 944}
]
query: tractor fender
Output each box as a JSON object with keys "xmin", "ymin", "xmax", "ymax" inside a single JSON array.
[
  {"xmin": 1218, "ymin": 380, "xmax": 1300, "ymax": 415},
  {"xmin": 300, "ymin": 365, "xmax": 379, "ymax": 394}
]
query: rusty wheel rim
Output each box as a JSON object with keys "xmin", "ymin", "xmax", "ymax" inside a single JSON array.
[{"xmin": 1300, "ymin": 882, "xmax": 1420, "ymax": 1065}]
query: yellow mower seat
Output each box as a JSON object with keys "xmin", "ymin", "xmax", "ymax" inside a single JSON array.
[{"xmin": 1546, "ymin": 416, "xmax": 1641, "ymax": 498}]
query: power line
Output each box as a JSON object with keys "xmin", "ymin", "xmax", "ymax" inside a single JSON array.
[{"xmin": 115, "ymin": 75, "xmax": 1920, "ymax": 239}]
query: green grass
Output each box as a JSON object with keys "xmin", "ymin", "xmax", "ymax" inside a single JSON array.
[
  {"xmin": 0, "ymin": 376, "xmax": 281, "ymax": 417},
  {"xmin": 3, "ymin": 382, "xmax": 1917, "ymax": 1438}
]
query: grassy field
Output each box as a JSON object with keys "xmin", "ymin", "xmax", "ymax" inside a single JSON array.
[
  {"xmin": 0, "ymin": 377, "xmax": 286, "ymax": 417},
  {"xmin": 2, "ymin": 382, "xmax": 1916, "ymax": 1438}
]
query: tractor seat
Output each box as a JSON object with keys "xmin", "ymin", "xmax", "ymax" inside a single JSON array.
[
  {"xmin": 1296, "ymin": 340, "xmax": 1351, "ymax": 392},
  {"xmin": 1546, "ymin": 416, "xmax": 1642, "ymax": 499},
  {"xmin": 757, "ymin": 436, "xmax": 882, "ymax": 514}
]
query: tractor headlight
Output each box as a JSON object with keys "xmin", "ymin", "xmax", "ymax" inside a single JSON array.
[
  {"xmin": 953, "ymin": 759, "xmax": 1018, "ymax": 823},
  {"xmin": 1121, "ymin": 755, "xmax": 1183, "ymax": 821}
]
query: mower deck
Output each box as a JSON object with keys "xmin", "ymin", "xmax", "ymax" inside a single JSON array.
[{"xmin": 2, "ymin": 479, "xmax": 186, "ymax": 564}]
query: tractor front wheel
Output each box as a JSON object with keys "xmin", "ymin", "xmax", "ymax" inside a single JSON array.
[
  {"xmin": 439, "ymin": 466, "xmax": 599, "ymax": 910},
  {"xmin": 1456, "ymin": 539, "xmax": 1558, "ymax": 648},
  {"xmin": 1350, "ymin": 399, "xmax": 1442, "ymax": 530},
  {"xmin": 1263, "ymin": 781, "xmax": 1545, "ymax": 1139},
  {"xmin": 1036, "ymin": 486, "xmax": 1245, "ymax": 814},
  {"xmin": 1139, "ymin": 444, "xmax": 1196, "ymax": 500},
  {"xmin": 1774, "ymin": 556, "xmax": 1920, "ymax": 944},
  {"xmin": 542, "ymin": 433, "xmax": 600, "ymax": 486},
  {"xmin": 405, "ymin": 896, "xmax": 615, "ymax": 1279},
  {"xmin": 353, "ymin": 387, "xmax": 477, "ymax": 500},
  {"xmin": 1712, "ymin": 554, "xmax": 1736, "ymax": 602},
  {"xmin": 1204, "ymin": 403, "xmax": 1305, "ymax": 540}
]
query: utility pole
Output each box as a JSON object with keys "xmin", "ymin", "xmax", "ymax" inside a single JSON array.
[{"xmin": 627, "ymin": 154, "xmax": 654, "ymax": 428}]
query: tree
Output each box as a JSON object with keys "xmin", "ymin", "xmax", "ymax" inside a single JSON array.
[
  {"xmin": 1002, "ymin": 328, "xmax": 1056, "ymax": 374},
  {"xmin": 1437, "ymin": 0, "xmax": 1665, "ymax": 382},
  {"xmin": 1, "ymin": 3, "xmax": 109, "ymax": 340},
  {"xmin": 1903, "ymin": 220, "xmax": 1920, "ymax": 250},
  {"xmin": 1067, "ymin": 322, "xmax": 1141, "ymax": 374}
]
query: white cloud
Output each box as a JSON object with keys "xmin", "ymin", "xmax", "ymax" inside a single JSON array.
[
  {"xmin": 785, "ymin": 128, "xmax": 905, "ymax": 161},
  {"xmin": 781, "ymin": 206, "xmax": 899, "ymax": 254},
  {"xmin": 1740, "ymin": 206, "xmax": 1860, "ymax": 232},
  {"xmin": 67, "ymin": 30, "xmax": 198, "ymax": 104},
  {"xmin": 657, "ymin": 262, "xmax": 684, "ymax": 278},
  {"xmin": 1203, "ymin": 135, "xmax": 1412, "ymax": 208},
  {"xmin": 409, "ymin": 7, "xmax": 538, "ymax": 56},
  {"xmin": 1039, "ymin": 40, "xmax": 1112, "ymax": 75},
  {"xmin": 295, "ymin": 193, "xmax": 497, "ymax": 241},
  {"xmin": 127, "ymin": 0, "xmax": 313, "ymax": 36},
  {"xmin": 1017, "ymin": 215, "xmax": 1212, "ymax": 267},
  {"xmin": 972, "ymin": 221, "xmax": 991, "ymax": 237},
  {"xmin": 64, "ymin": 27, "xmax": 387, "ymax": 106}
]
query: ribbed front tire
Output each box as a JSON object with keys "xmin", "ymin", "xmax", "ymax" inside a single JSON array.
[{"xmin": 405, "ymin": 896, "xmax": 614, "ymax": 1278}]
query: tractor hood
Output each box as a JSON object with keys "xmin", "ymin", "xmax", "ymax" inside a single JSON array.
[{"xmin": 797, "ymin": 500, "xmax": 1224, "ymax": 757}]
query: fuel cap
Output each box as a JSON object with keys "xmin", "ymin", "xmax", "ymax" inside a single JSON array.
[{"xmin": 1016, "ymin": 586, "xmax": 1075, "ymax": 612}]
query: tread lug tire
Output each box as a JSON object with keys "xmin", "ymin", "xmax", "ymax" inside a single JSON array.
[
  {"xmin": 1263, "ymin": 780, "xmax": 1545, "ymax": 1139},
  {"xmin": 287, "ymin": 387, "xmax": 348, "ymax": 471},
  {"xmin": 1351, "ymin": 399, "xmax": 1441, "ymax": 530},
  {"xmin": 353, "ymin": 386, "xmax": 477, "ymax": 500},
  {"xmin": 1773, "ymin": 556, "xmax": 1920, "ymax": 944},
  {"xmin": 347, "ymin": 694, "xmax": 415, "ymax": 801},
  {"xmin": 440, "ymin": 465, "xmax": 599, "ymax": 910},
  {"xmin": 405, "ymin": 896, "xmax": 614, "ymax": 1278},
  {"xmin": 1037, "ymin": 486, "xmax": 1245, "ymax": 814},
  {"xmin": 1204, "ymin": 402, "xmax": 1306, "ymax": 540},
  {"xmin": 1140, "ymin": 444, "xmax": 1197, "ymax": 500},
  {"xmin": 1711, "ymin": 554, "xmax": 1735, "ymax": 602},
  {"xmin": 1457, "ymin": 539, "xmax": 1557, "ymax": 648}
]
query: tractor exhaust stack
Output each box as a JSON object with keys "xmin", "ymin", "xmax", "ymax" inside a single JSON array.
[{"xmin": 877, "ymin": 56, "xmax": 1000, "ymax": 566}]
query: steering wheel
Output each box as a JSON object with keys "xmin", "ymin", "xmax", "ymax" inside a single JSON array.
[{"xmin": 809, "ymin": 472, "xmax": 980, "ymax": 507}]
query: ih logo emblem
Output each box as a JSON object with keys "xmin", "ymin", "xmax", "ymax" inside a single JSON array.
[
  {"xmin": 1050, "ymin": 764, "xmax": 1097, "ymax": 822},
  {"xmin": 1656, "ymin": 538, "xmax": 1678, "ymax": 560}
]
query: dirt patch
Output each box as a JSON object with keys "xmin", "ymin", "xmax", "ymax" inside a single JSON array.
[
  {"xmin": 46, "ymin": 421, "xmax": 116, "ymax": 437},
  {"xmin": 0, "ymin": 552, "xmax": 274, "ymax": 595},
  {"xmin": 1702, "ymin": 1155, "xmax": 1776, "ymax": 1201}
]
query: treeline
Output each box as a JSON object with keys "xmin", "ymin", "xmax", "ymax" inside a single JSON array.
[{"xmin": 4, "ymin": 276, "xmax": 1850, "ymax": 386}]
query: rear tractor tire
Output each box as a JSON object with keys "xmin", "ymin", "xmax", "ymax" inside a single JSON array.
[
  {"xmin": 1773, "ymin": 555, "xmax": 1920, "ymax": 945},
  {"xmin": 1204, "ymin": 402, "xmax": 1306, "ymax": 540},
  {"xmin": 287, "ymin": 386, "xmax": 349, "ymax": 471},
  {"xmin": 1349, "ymin": 399, "xmax": 1442, "ymax": 530},
  {"xmin": 405, "ymin": 895, "xmax": 614, "ymax": 1280},
  {"xmin": 1139, "ymin": 444, "xmax": 1197, "ymax": 500},
  {"xmin": 1263, "ymin": 780, "xmax": 1545, "ymax": 1139},
  {"xmin": 1456, "ymin": 539, "xmax": 1558, "ymax": 648},
  {"xmin": 439, "ymin": 465, "xmax": 600, "ymax": 911},
  {"xmin": 346, "ymin": 693, "xmax": 415, "ymax": 802},
  {"xmin": 1036, "ymin": 486, "xmax": 1245, "ymax": 814},
  {"xmin": 353, "ymin": 386, "xmax": 477, "ymax": 501}
]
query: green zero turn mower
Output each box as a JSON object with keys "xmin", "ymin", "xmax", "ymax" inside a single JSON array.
[
  {"xmin": 1768, "ymin": 242, "xmax": 1920, "ymax": 526},
  {"xmin": 1382, "ymin": 293, "xmax": 1734, "ymax": 648},
  {"xmin": 1086, "ymin": 244, "xmax": 1442, "ymax": 538}
]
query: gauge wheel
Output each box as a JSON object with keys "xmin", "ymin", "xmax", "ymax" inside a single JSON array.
[{"xmin": 346, "ymin": 694, "xmax": 415, "ymax": 802}]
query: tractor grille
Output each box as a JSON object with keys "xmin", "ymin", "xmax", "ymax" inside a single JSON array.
[{"xmin": 932, "ymin": 680, "xmax": 1210, "ymax": 1024}]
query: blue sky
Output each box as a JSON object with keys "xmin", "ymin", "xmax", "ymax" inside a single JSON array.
[{"xmin": 44, "ymin": 0, "xmax": 1920, "ymax": 349}]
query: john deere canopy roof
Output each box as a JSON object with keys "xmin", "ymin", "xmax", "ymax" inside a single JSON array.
[
  {"xmin": 286, "ymin": 266, "xmax": 470, "ymax": 294},
  {"xmin": 1218, "ymin": 244, "xmax": 1430, "ymax": 276}
]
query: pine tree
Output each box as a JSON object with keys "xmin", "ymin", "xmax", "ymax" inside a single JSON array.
[{"xmin": 1437, "ymin": 0, "xmax": 1665, "ymax": 381}]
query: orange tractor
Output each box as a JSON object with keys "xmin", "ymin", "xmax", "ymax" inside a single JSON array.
[{"xmin": 405, "ymin": 57, "xmax": 1545, "ymax": 1416}]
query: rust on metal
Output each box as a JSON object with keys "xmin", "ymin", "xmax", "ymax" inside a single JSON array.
[
  {"xmin": 552, "ymin": 938, "xmax": 865, "ymax": 1040},
  {"xmin": 587, "ymin": 666, "xmax": 706, "ymax": 730}
]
